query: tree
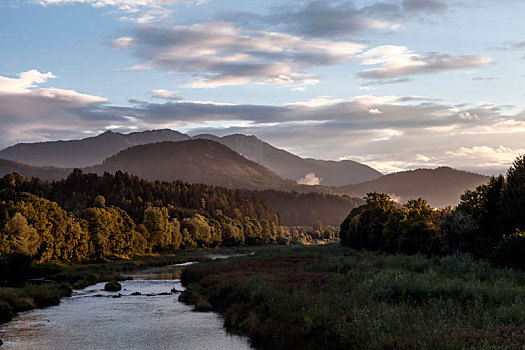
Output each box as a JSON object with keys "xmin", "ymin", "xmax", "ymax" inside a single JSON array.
[
  {"xmin": 144, "ymin": 206, "xmax": 173, "ymax": 252},
  {"xmin": 340, "ymin": 192, "xmax": 398, "ymax": 250},
  {"xmin": 0, "ymin": 213, "xmax": 39, "ymax": 257},
  {"xmin": 500, "ymin": 156, "xmax": 525, "ymax": 235},
  {"xmin": 79, "ymin": 207, "xmax": 136, "ymax": 260},
  {"xmin": 440, "ymin": 211, "xmax": 477, "ymax": 255},
  {"xmin": 94, "ymin": 195, "xmax": 106, "ymax": 208},
  {"xmin": 456, "ymin": 175, "xmax": 505, "ymax": 258},
  {"xmin": 492, "ymin": 229, "xmax": 525, "ymax": 268}
]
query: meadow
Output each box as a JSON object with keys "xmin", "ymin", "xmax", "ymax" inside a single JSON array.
[{"xmin": 180, "ymin": 244, "xmax": 525, "ymax": 349}]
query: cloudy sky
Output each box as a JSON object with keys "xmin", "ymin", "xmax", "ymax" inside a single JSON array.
[{"xmin": 0, "ymin": 0, "xmax": 524, "ymax": 174}]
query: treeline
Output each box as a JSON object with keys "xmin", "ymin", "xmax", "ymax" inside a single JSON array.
[
  {"xmin": 0, "ymin": 171, "xmax": 292, "ymax": 263},
  {"xmin": 248, "ymin": 190, "xmax": 362, "ymax": 226},
  {"xmin": 340, "ymin": 155, "xmax": 525, "ymax": 268}
]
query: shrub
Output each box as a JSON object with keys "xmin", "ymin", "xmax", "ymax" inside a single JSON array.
[
  {"xmin": 492, "ymin": 229, "xmax": 525, "ymax": 268},
  {"xmin": 0, "ymin": 300, "xmax": 13, "ymax": 323},
  {"xmin": 104, "ymin": 281, "xmax": 122, "ymax": 292}
]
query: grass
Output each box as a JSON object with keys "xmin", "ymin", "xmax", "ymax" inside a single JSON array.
[
  {"xmin": 0, "ymin": 283, "xmax": 73, "ymax": 323},
  {"xmin": 180, "ymin": 244, "xmax": 525, "ymax": 349}
]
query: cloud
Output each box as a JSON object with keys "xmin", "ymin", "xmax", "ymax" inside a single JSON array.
[
  {"xmin": 222, "ymin": 0, "xmax": 449, "ymax": 39},
  {"xmin": 458, "ymin": 111, "xmax": 479, "ymax": 120},
  {"xmin": 118, "ymin": 22, "xmax": 365, "ymax": 87},
  {"xmin": 361, "ymin": 78, "xmax": 412, "ymax": 87},
  {"xmin": 402, "ymin": 0, "xmax": 447, "ymax": 13},
  {"xmin": 112, "ymin": 36, "xmax": 135, "ymax": 48},
  {"xmin": 0, "ymin": 70, "xmax": 108, "ymax": 147},
  {"xmin": 36, "ymin": 0, "xmax": 205, "ymax": 23},
  {"xmin": 472, "ymin": 76, "xmax": 498, "ymax": 81},
  {"xmin": 369, "ymin": 108, "xmax": 383, "ymax": 115},
  {"xmin": 151, "ymin": 89, "xmax": 182, "ymax": 100},
  {"xmin": 495, "ymin": 41, "xmax": 525, "ymax": 51},
  {"xmin": 297, "ymin": 172, "xmax": 321, "ymax": 185},
  {"xmin": 357, "ymin": 45, "xmax": 492, "ymax": 79},
  {"xmin": 446, "ymin": 146, "xmax": 525, "ymax": 168},
  {"xmin": 0, "ymin": 70, "xmax": 56, "ymax": 94},
  {"xmin": 415, "ymin": 154, "xmax": 432, "ymax": 162},
  {"xmin": 2, "ymin": 71, "xmax": 524, "ymax": 176}
]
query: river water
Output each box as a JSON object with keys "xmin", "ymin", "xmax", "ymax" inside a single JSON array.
[{"xmin": 0, "ymin": 265, "xmax": 253, "ymax": 350}]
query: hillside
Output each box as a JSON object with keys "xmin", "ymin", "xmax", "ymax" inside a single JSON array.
[
  {"xmin": 0, "ymin": 130, "xmax": 381, "ymax": 186},
  {"xmin": 0, "ymin": 129, "xmax": 189, "ymax": 167},
  {"xmin": 248, "ymin": 189, "xmax": 363, "ymax": 226},
  {"xmin": 87, "ymin": 139, "xmax": 292, "ymax": 190},
  {"xmin": 339, "ymin": 167, "xmax": 489, "ymax": 208},
  {"xmin": 194, "ymin": 134, "xmax": 382, "ymax": 186},
  {"xmin": 0, "ymin": 159, "xmax": 70, "ymax": 181}
]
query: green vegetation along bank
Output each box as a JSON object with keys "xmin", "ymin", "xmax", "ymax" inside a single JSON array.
[
  {"xmin": 180, "ymin": 244, "xmax": 525, "ymax": 349},
  {"xmin": 340, "ymin": 154, "xmax": 525, "ymax": 269}
]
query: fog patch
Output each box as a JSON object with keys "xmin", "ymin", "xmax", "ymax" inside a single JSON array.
[{"xmin": 298, "ymin": 172, "xmax": 321, "ymax": 185}]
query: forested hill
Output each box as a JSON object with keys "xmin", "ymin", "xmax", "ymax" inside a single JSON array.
[
  {"xmin": 194, "ymin": 133, "xmax": 382, "ymax": 186},
  {"xmin": 0, "ymin": 159, "xmax": 70, "ymax": 181},
  {"xmin": 249, "ymin": 190, "xmax": 363, "ymax": 226},
  {"xmin": 339, "ymin": 167, "xmax": 489, "ymax": 208},
  {"xmin": 0, "ymin": 171, "xmax": 283, "ymax": 262},
  {"xmin": 27, "ymin": 170, "xmax": 279, "ymax": 225},
  {"xmin": 0, "ymin": 129, "xmax": 189, "ymax": 167},
  {"xmin": 87, "ymin": 139, "xmax": 292, "ymax": 191}
]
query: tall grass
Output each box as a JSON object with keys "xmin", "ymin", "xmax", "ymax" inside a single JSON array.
[{"xmin": 180, "ymin": 245, "xmax": 525, "ymax": 349}]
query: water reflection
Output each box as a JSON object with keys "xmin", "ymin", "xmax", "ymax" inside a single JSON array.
[{"xmin": 0, "ymin": 268, "xmax": 252, "ymax": 350}]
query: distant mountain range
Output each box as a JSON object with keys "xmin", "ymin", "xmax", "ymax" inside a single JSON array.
[
  {"xmin": 339, "ymin": 167, "xmax": 489, "ymax": 208},
  {"xmin": 192, "ymin": 134, "xmax": 381, "ymax": 186},
  {"xmin": 0, "ymin": 129, "xmax": 189, "ymax": 168},
  {"xmin": 0, "ymin": 130, "xmax": 491, "ymax": 208},
  {"xmin": 0, "ymin": 129, "xmax": 380, "ymax": 186},
  {"xmin": 0, "ymin": 159, "xmax": 70, "ymax": 181}
]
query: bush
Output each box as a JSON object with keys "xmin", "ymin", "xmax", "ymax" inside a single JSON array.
[
  {"xmin": 23, "ymin": 284, "xmax": 62, "ymax": 307},
  {"xmin": 0, "ymin": 300, "xmax": 13, "ymax": 323},
  {"xmin": 104, "ymin": 281, "xmax": 122, "ymax": 292},
  {"xmin": 492, "ymin": 229, "xmax": 525, "ymax": 268}
]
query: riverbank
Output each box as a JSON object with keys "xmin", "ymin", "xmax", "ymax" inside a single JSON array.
[
  {"xmin": 0, "ymin": 276, "xmax": 252, "ymax": 349},
  {"xmin": 0, "ymin": 246, "xmax": 255, "ymax": 326},
  {"xmin": 180, "ymin": 244, "xmax": 525, "ymax": 349}
]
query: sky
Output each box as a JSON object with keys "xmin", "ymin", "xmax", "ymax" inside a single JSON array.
[{"xmin": 0, "ymin": 0, "xmax": 524, "ymax": 175}]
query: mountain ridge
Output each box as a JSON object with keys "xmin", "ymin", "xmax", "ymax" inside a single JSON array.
[
  {"xmin": 338, "ymin": 166, "xmax": 489, "ymax": 208},
  {"xmin": 193, "ymin": 133, "xmax": 382, "ymax": 186},
  {"xmin": 0, "ymin": 129, "xmax": 381, "ymax": 186},
  {"xmin": 86, "ymin": 139, "xmax": 293, "ymax": 190}
]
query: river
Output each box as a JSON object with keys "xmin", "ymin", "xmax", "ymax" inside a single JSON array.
[{"xmin": 0, "ymin": 264, "xmax": 253, "ymax": 350}]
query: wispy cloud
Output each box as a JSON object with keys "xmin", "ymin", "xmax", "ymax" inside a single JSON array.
[
  {"xmin": 222, "ymin": 0, "xmax": 449, "ymax": 39},
  {"xmin": 151, "ymin": 89, "xmax": 182, "ymax": 100},
  {"xmin": 37, "ymin": 0, "xmax": 206, "ymax": 23},
  {"xmin": 115, "ymin": 22, "xmax": 365, "ymax": 87},
  {"xmin": 357, "ymin": 45, "xmax": 492, "ymax": 79}
]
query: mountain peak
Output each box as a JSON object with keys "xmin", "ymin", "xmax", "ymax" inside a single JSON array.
[{"xmin": 90, "ymin": 139, "xmax": 289, "ymax": 190}]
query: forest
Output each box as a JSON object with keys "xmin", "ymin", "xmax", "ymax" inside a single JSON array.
[
  {"xmin": 340, "ymin": 154, "xmax": 525, "ymax": 268},
  {"xmin": 0, "ymin": 170, "xmax": 342, "ymax": 264}
]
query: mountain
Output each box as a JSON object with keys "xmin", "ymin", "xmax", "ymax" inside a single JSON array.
[
  {"xmin": 193, "ymin": 134, "xmax": 382, "ymax": 186},
  {"xmin": 0, "ymin": 159, "xmax": 70, "ymax": 181},
  {"xmin": 86, "ymin": 139, "xmax": 292, "ymax": 190},
  {"xmin": 0, "ymin": 129, "xmax": 381, "ymax": 185},
  {"xmin": 339, "ymin": 167, "xmax": 489, "ymax": 208},
  {"xmin": 0, "ymin": 129, "xmax": 189, "ymax": 167}
]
